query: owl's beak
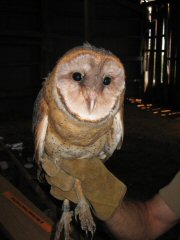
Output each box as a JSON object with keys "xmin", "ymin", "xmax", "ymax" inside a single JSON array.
[{"xmin": 86, "ymin": 91, "xmax": 97, "ymax": 113}]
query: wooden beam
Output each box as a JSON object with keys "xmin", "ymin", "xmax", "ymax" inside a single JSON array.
[
  {"xmin": 0, "ymin": 140, "xmax": 57, "ymax": 214},
  {"xmin": 0, "ymin": 175, "xmax": 54, "ymax": 240},
  {"xmin": 114, "ymin": 0, "xmax": 143, "ymax": 13},
  {"xmin": 84, "ymin": 0, "xmax": 95, "ymax": 42}
]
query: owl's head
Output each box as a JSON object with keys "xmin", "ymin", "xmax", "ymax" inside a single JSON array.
[{"xmin": 53, "ymin": 43, "xmax": 125, "ymax": 122}]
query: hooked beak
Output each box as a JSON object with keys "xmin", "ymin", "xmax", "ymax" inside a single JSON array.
[{"xmin": 85, "ymin": 91, "xmax": 97, "ymax": 113}]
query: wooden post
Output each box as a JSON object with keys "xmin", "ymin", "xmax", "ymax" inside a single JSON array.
[
  {"xmin": 84, "ymin": 0, "xmax": 94, "ymax": 42},
  {"xmin": 148, "ymin": 17, "xmax": 156, "ymax": 94},
  {"xmin": 41, "ymin": 0, "xmax": 52, "ymax": 78},
  {"xmin": 155, "ymin": 3, "xmax": 163, "ymax": 103},
  {"xmin": 162, "ymin": 3, "xmax": 169, "ymax": 104}
]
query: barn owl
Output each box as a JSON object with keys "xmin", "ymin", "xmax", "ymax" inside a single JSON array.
[{"xmin": 33, "ymin": 43, "xmax": 125, "ymax": 239}]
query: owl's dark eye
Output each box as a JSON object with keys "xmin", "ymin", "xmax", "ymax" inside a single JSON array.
[
  {"xmin": 103, "ymin": 76, "xmax": 111, "ymax": 85},
  {"xmin": 72, "ymin": 72, "xmax": 83, "ymax": 81}
]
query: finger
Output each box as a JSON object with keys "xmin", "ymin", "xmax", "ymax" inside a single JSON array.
[
  {"xmin": 60, "ymin": 158, "xmax": 103, "ymax": 180},
  {"xmin": 45, "ymin": 168, "xmax": 75, "ymax": 191},
  {"xmin": 50, "ymin": 185, "xmax": 78, "ymax": 204},
  {"xmin": 42, "ymin": 157, "xmax": 60, "ymax": 177}
]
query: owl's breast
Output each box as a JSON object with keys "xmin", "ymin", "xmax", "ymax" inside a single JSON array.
[
  {"xmin": 48, "ymin": 100, "xmax": 113, "ymax": 147},
  {"xmin": 44, "ymin": 122, "xmax": 108, "ymax": 161},
  {"xmin": 43, "ymin": 101, "xmax": 114, "ymax": 162}
]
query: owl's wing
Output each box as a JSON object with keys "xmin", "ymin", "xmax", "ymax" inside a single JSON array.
[
  {"xmin": 116, "ymin": 107, "xmax": 124, "ymax": 150},
  {"xmin": 32, "ymin": 88, "xmax": 48, "ymax": 162},
  {"xmin": 115, "ymin": 90, "xmax": 125, "ymax": 150},
  {"xmin": 104, "ymin": 95, "xmax": 124, "ymax": 158}
]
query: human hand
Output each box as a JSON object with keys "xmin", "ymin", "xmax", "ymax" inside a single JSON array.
[{"xmin": 42, "ymin": 157, "xmax": 127, "ymax": 220}]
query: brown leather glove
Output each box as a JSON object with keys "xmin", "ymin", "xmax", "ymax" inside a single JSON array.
[
  {"xmin": 42, "ymin": 157, "xmax": 127, "ymax": 221},
  {"xmin": 42, "ymin": 157, "xmax": 78, "ymax": 202}
]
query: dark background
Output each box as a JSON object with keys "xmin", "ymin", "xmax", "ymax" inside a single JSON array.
[
  {"xmin": 0, "ymin": 0, "xmax": 144, "ymax": 116},
  {"xmin": 0, "ymin": 0, "xmax": 179, "ymax": 239},
  {"xmin": 0, "ymin": 0, "xmax": 180, "ymax": 114}
]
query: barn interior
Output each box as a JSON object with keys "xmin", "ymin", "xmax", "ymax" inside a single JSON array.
[{"xmin": 0, "ymin": 0, "xmax": 179, "ymax": 239}]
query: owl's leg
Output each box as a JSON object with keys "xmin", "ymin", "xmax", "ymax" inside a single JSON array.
[
  {"xmin": 74, "ymin": 179, "xmax": 96, "ymax": 236},
  {"xmin": 54, "ymin": 199, "xmax": 73, "ymax": 240}
]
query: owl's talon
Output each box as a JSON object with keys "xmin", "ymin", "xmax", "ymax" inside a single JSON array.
[
  {"xmin": 54, "ymin": 199, "xmax": 73, "ymax": 240},
  {"xmin": 75, "ymin": 199, "xmax": 96, "ymax": 237}
]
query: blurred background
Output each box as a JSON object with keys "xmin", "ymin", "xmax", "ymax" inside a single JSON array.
[
  {"xmin": 0, "ymin": 0, "xmax": 180, "ymax": 115},
  {"xmin": 0, "ymin": 0, "xmax": 179, "ymax": 239}
]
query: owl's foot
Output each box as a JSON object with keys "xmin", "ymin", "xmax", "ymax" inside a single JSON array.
[
  {"xmin": 74, "ymin": 179, "xmax": 96, "ymax": 237},
  {"xmin": 54, "ymin": 199, "xmax": 73, "ymax": 240},
  {"xmin": 75, "ymin": 198, "xmax": 96, "ymax": 236}
]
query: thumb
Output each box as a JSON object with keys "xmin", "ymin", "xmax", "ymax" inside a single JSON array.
[
  {"xmin": 60, "ymin": 159, "xmax": 87, "ymax": 180},
  {"xmin": 60, "ymin": 158, "xmax": 106, "ymax": 181},
  {"xmin": 60, "ymin": 158, "xmax": 101, "ymax": 180}
]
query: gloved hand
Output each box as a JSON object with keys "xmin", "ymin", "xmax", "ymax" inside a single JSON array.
[
  {"xmin": 42, "ymin": 157, "xmax": 78, "ymax": 202},
  {"xmin": 42, "ymin": 157, "xmax": 127, "ymax": 221}
]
